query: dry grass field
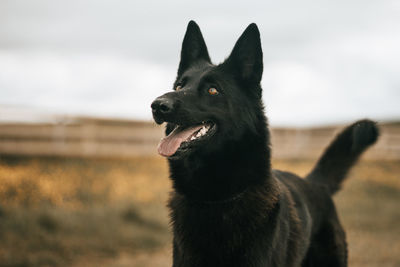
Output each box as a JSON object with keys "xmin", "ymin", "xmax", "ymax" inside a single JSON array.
[{"xmin": 0, "ymin": 155, "xmax": 399, "ymax": 267}]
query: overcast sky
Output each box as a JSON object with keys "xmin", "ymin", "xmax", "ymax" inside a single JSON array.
[{"xmin": 0, "ymin": 0, "xmax": 399, "ymax": 126}]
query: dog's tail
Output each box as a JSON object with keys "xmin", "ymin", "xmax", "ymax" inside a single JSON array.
[{"xmin": 306, "ymin": 119, "xmax": 379, "ymax": 194}]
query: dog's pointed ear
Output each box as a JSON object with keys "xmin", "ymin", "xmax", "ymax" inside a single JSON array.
[
  {"xmin": 225, "ymin": 23, "xmax": 263, "ymax": 87},
  {"xmin": 178, "ymin": 21, "xmax": 211, "ymax": 76}
]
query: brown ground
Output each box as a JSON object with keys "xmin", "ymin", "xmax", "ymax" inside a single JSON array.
[{"xmin": 0, "ymin": 155, "xmax": 399, "ymax": 267}]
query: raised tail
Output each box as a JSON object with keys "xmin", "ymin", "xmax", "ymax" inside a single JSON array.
[{"xmin": 306, "ymin": 119, "xmax": 379, "ymax": 194}]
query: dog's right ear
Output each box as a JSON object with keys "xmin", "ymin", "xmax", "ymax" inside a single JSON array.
[{"xmin": 178, "ymin": 21, "xmax": 211, "ymax": 76}]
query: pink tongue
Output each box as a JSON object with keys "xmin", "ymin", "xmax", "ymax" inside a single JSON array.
[{"xmin": 157, "ymin": 125, "xmax": 203, "ymax": 157}]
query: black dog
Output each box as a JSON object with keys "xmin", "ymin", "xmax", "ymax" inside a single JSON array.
[{"xmin": 151, "ymin": 21, "xmax": 379, "ymax": 267}]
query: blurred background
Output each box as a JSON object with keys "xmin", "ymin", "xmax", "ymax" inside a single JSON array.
[{"xmin": 0, "ymin": 0, "xmax": 399, "ymax": 266}]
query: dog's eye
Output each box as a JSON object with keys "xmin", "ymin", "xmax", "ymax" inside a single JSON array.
[
  {"xmin": 176, "ymin": 85, "xmax": 183, "ymax": 91},
  {"xmin": 208, "ymin": 87, "xmax": 219, "ymax": 95}
]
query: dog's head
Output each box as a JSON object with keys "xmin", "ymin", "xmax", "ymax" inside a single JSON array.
[{"xmin": 151, "ymin": 21, "xmax": 264, "ymax": 159}]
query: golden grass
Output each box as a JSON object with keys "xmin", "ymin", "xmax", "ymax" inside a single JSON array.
[
  {"xmin": 0, "ymin": 156, "xmax": 170, "ymax": 208},
  {"xmin": 0, "ymin": 155, "xmax": 399, "ymax": 266}
]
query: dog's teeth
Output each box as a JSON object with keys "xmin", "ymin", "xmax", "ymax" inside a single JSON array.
[{"xmin": 189, "ymin": 125, "xmax": 210, "ymax": 141}]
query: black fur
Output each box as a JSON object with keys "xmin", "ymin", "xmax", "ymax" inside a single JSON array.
[
  {"xmin": 306, "ymin": 120, "xmax": 379, "ymax": 194},
  {"xmin": 151, "ymin": 21, "xmax": 379, "ymax": 267}
]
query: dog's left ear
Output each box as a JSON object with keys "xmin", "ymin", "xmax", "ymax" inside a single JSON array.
[
  {"xmin": 178, "ymin": 21, "xmax": 211, "ymax": 76},
  {"xmin": 225, "ymin": 23, "xmax": 263, "ymax": 90}
]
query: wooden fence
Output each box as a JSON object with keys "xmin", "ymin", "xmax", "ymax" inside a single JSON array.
[{"xmin": 0, "ymin": 118, "xmax": 399, "ymax": 160}]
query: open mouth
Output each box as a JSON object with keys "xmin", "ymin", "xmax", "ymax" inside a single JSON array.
[{"xmin": 157, "ymin": 122, "xmax": 216, "ymax": 157}]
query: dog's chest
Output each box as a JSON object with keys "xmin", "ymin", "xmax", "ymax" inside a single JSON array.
[
  {"xmin": 170, "ymin": 198, "xmax": 277, "ymax": 266},
  {"xmin": 174, "ymin": 203, "xmax": 247, "ymax": 247}
]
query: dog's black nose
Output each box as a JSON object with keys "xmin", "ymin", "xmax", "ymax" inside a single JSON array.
[{"xmin": 151, "ymin": 97, "xmax": 174, "ymax": 115}]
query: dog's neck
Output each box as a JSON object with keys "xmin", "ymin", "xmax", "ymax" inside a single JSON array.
[{"xmin": 168, "ymin": 117, "xmax": 272, "ymax": 202}]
